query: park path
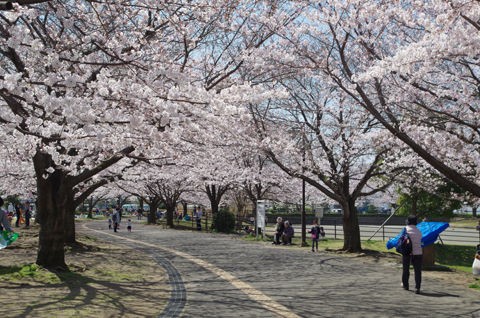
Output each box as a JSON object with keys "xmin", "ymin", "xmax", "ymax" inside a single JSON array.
[{"xmin": 83, "ymin": 221, "xmax": 480, "ymax": 318}]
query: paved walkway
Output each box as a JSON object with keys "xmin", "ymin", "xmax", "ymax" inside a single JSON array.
[{"xmin": 83, "ymin": 221, "xmax": 480, "ymax": 318}]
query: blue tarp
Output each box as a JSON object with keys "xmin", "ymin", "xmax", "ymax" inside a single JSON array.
[{"xmin": 386, "ymin": 221, "xmax": 449, "ymax": 250}]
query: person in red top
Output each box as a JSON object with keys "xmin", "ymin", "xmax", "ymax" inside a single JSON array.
[{"xmin": 402, "ymin": 215, "xmax": 423, "ymax": 294}]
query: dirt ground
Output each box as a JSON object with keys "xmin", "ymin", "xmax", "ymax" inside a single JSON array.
[{"xmin": 0, "ymin": 224, "xmax": 169, "ymax": 318}]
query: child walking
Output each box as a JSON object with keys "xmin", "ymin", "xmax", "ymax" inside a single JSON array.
[
  {"xmin": 127, "ymin": 219, "xmax": 132, "ymax": 232},
  {"xmin": 309, "ymin": 218, "xmax": 320, "ymax": 252}
]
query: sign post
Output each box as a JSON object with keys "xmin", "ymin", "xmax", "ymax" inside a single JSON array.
[
  {"xmin": 314, "ymin": 205, "xmax": 324, "ymax": 223},
  {"xmin": 256, "ymin": 200, "xmax": 266, "ymax": 239}
]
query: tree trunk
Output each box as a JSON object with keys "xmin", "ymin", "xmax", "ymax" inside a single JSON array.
[
  {"xmin": 147, "ymin": 201, "xmax": 158, "ymax": 225},
  {"xmin": 472, "ymin": 206, "xmax": 477, "ymax": 218},
  {"xmin": 166, "ymin": 205, "xmax": 175, "ymax": 227},
  {"xmin": 251, "ymin": 200, "xmax": 257, "ymax": 230},
  {"xmin": 205, "ymin": 184, "xmax": 227, "ymax": 216},
  {"xmin": 33, "ymin": 151, "xmax": 68, "ymax": 270},
  {"xmin": 87, "ymin": 197, "xmax": 94, "ymax": 219},
  {"xmin": 411, "ymin": 190, "xmax": 418, "ymax": 215},
  {"xmin": 182, "ymin": 201, "xmax": 188, "ymax": 217},
  {"xmin": 341, "ymin": 199, "xmax": 361, "ymax": 252},
  {"xmin": 64, "ymin": 191, "xmax": 76, "ymax": 245}
]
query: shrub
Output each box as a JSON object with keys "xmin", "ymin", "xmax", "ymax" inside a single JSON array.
[{"xmin": 212, "ymin": 209, "xmax": 236, "ymax": 233}]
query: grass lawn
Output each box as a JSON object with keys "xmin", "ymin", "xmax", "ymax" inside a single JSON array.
[
  {"xmin": 434, "ymin": 243, "xmax": 476, "ymax": 271},
  {"xmin": 449, "ymin": 217, "xmax": 480, "ymax": 228}
]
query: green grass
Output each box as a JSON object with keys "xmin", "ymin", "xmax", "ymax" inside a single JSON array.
[
  {"xmin": 434, "ymin": 243, "xmax": 477, "ymax": 273},
  {"xmin": 449, "ymin": 218, "xmax": 480, "ymax": 228},
  {"xmin": 0, "ymin": 263, "xmax": 61, "ymax": 283},
  {"xmin": 361, "ymin": 240, "xmax": 392, "ymax": 253},
  {"xmin": 247, "ymin": 233, "xmax": 347, "ymax": 250}
]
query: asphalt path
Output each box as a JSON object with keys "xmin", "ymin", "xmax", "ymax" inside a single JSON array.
[{"xmin": 83, "ymin": 221, "xmax": 480, "ymax": 318}]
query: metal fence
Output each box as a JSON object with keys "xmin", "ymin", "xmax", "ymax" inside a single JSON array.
[
  {"xmin": 168, "ymin": 213, "xmax": 480, "ymax": 246},
  {"xmin": 261, "ymin": 222, "xmax": 480, "ymax": 246}
]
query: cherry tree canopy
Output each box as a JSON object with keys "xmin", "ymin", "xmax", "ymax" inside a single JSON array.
[{"xmin": 268, "ymin": 1, "xmax": 480, "ymax": 197}]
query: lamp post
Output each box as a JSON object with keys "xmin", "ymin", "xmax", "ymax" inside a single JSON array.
[
  {"xmin": 301, "ymin": 177, "xmax": 307, "ymax": 246},
  {"xmin": 301, "ymin": 124, "xmax": 307, "ymax": 247}
]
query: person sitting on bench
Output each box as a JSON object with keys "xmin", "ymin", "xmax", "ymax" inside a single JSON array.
[{"xmin": 282, "ymin": 221, "xmax": 294, "ymax": 245}]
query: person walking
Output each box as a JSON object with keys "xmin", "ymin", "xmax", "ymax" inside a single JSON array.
[
  {"xmin": 14, "ymin": 203, "xmax": 21, "ymax": 228},
  {"xmin": 309, "ymin": 218, "xmax": 321, "ymax": 252},
  {"xmin": 24, "ymin": 204, "xmax": 31, "ymax": 229},
  {"xmin": 112, "ymin": 211, "xmax": 119, "ymax": 232},
  {"xmin": 108, "ymin": 218, "xmax": 112, "ymax": 230},
  {"xmin": 402, "ymin": 215, "xmax": 423, "ymax": 294},
  {"xmin": 127, "ymin": 219, "xmax": 132, "ymax": 232}
]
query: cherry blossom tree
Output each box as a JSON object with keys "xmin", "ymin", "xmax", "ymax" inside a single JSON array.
[
  {"xmin": 249, "ymin": 76, "xmax": 405, "ymax": 251},
  {"xmin": 116, "ymin": 161, "xmax": 194, "ymax": 227},
  {"xmin": 0, "ymin": 1, "xmax": 183, "ymax": 268},
  {"xmin": 276, "ymin": 1, "xmax": 480, "ymax": 197}
]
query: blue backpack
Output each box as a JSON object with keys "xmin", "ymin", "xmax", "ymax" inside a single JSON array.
[{"xmin": 396, "ymin": 228, "xmax": 412, "ymax": 255}]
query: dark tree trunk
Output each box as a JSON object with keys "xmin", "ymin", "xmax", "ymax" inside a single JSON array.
[
  {"xmin": 87, "ymin": 197, "xmax": 94, "ymax": 219},
  {"xmin": 138, "ymin": 197, "xmax": 144, "ymax": 212},
  {"xmin": 33, "ymin": 146, "xmax": 134, "ymax": 269},
  {"xmin": 182, "ymin": 201, "xmax": 188, "ymax": 217},
  {"xmin": 33, "ymin": 151, "xmax": 68, "ymax": 270},
  {"xmin": 166, "ymin": 205, "xmax": 175, "ymax": 227},
  {"xmin": 341, "ymin": 199, "xmax": 361, "ymax": 252},
  {"xmin": 206, "ymin": 184, "xmax": 228, "ymax": 216},
  {"xmin": 64, "ymin": 191, "xmax": 76, "ymax": 245},
  {"xmin": 411, "ymin": 189, "xmax": 418, "ymax": 215},
  {"xmin": 210, "ymin": 200, "xmax": 219, "ymax": 215},
  {"xmin": 251, "ymin": 200, "xmax": 257, "ymax": 228},
  {"xmin": 147, "ymin": 200, "xmax": 159, "ymax": 225}
]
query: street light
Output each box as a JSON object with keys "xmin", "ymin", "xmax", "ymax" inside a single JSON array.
[
  {"xmin": 0, "ymin": 1, "xmax": 13, "ymax": 10},
  {"xmin": 301, "ymin": 123, "xmax": 307, "ymax": 247}
]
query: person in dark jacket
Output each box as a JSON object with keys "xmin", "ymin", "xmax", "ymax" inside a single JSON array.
[
  {"xmin": 273, "ymin": 217, "xmax": 284, "ymax": 245},
  {"xmin": 24, "ymin": 205, "xmax": 31, "ymax": 229},
  {"xmin": 309, "ymin": 218, "xmax": 321, "ymax": 252},
  {"xmin": 14, "ymin": 203, "xmax": 21, "ymax": 227},
  {"xmin": 282, "ymin": 221, "xmax": 294, "ymax": 245}
]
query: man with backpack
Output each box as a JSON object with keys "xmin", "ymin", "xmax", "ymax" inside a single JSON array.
[{"xmin": 402, "ymin": 215, "xmax": 423, "ymax": 294}]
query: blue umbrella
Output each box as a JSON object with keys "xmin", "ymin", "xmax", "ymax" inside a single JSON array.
[{"xmin": 386, "ymin": 221, "xmax": 449, "ymax": 250}]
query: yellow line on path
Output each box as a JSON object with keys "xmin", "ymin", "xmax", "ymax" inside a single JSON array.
[{"xmin": 84, "ymin": 224, "xmax": 301, "ymax": 318}]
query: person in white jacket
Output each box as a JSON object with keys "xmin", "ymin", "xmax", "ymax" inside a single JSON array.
[{"xmin": 402, "ymin": 215, "xmax": 423, "ymax": 294}]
